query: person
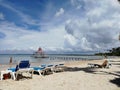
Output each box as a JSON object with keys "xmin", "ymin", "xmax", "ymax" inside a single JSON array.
[
  {"xmin": 104, "ymin": 55, "xmax": 111, "ymax": 68},
  {"xmin": 9, "ymin": 57, "xmax": 13, "ymax": 68},
  {"xmin": 104, "ymin": 55, "xmax": 107, "ymax": 59}
]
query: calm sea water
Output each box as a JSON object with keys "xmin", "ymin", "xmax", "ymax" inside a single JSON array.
[{"xmin": 0, "ymin": 54, "xmax": 111, "ymax": 64}]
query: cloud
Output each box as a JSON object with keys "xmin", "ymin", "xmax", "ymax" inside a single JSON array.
[
  {"xmin": 64, "ymin": 0, "xmax": 120, "ymax": 52},
  {"xmin": 55, "ymin": 8, "xmax": 64, "ymax": 17},
  {"xmin": 0, "ymin": 12, "xmax": 4, "ymax": 20},
  {"xmin": 0, "ymin": 0, "xmax": 120, "ymax": 54},
  {"xmin": 0, "ymin": 21, "xmax": 66, "ymax": 51},
  {"xmin": 64, "ymin": 34, "xmax": 77, "ymax": 47},
  {"xmin": 70, "ymin": 0, "xmax": 85, "ymax": 9}
]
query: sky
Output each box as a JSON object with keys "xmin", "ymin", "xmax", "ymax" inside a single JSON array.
[{"xmin": 0, "ymin": 0, "xmax": 120, "ymax": 54}]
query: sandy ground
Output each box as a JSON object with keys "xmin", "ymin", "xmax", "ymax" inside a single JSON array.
[{"xmin": 0, "ymin": 58, "xmax": 120, "ymax": 90}]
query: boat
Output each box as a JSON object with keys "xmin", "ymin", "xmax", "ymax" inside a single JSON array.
[{"xmin": 31, "ymin": 47, "xmax": 48, "ymax": 58}]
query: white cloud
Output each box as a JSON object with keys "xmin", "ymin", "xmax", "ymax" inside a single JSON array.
[
  {"xmin": 64, "ymin": 0, "xmax": 120, "ymax": 52},
  {"xmin": 64, "ymin": 34, "xmax": 77, "ymax": 47},
  {"xmin": 70, "ymin": 0, "xmax": 84, "ymax": 9},
  {"xmin": 0, "ymin": 0, "xmax": 120, "ymax": 54},
  {"xmin": 76, "ymin": 5, "xmax": 82, "ymax": 9},
  {"xmin": 86, "ymin": 7, "xmax": 105, "ymax": 18},
  {"xmin": 0, "ymin": 21, "xmax": 66, "ymax": 51},
  {"xmin": 0, "ymin": 12, "xmax": 4, "ymax": 20},
  {"xmin": 55, "ymin": 8, "xmax": 64, "ymax": 17}
]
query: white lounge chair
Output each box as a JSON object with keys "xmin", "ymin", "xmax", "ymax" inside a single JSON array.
[
  {"xmin": 8, "ymin": 60, "xmax": 33, "ymax": 80},
  {"xmin": 88, "ymin": 60, "xmax": 112, "ymax": 68}
]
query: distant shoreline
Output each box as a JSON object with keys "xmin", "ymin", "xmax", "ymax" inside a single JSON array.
[
  {"xmin": 0, "ymin": 54, "xmax": 120, "ymax": 57},
  {"xmin": 0, "ymin": 54, "xmax": 107, "ymax": 56}
]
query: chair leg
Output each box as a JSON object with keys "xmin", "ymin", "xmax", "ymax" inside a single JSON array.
[
  {"xmin": 11, "ymin": 72, "xmax": 16, "ymax": 80},
  {"xmin": 0, "ymin": 72, "xmax": 3, "ymax": 80},
  {"xmin": 31, "ymin": 70, "xmax": 34, "ymax": 78},
  {"xmin": 38, "ymin": 70, "xmax": 42, "ymax": 75}
]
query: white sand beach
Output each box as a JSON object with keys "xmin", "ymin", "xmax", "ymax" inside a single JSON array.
[{"xmin": 0, "ymin": 58, "xmax": 120, "ymax": 90}]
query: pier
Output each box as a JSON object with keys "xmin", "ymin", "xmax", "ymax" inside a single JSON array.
[{"xmin": 49, "ymin": 56, "xmax": 88, "ymax": 61}]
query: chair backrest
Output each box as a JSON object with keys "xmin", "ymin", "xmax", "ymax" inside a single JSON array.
[
  {"xmin": 9, "ymin": 60, "xmax": 30, "ymax": 72},
  {"xmin": 47, "ymin": 64, "xmax": 54, "ymax": 67},
  {"xmin": 19, "ymin": 60, "xmax": 30, "ymax": 68},
  {"xmin": 41, "ymin": 64, "xmax": 46, "ymax": 68},
  {"xmin": 15, "ymin": 60, "xmax": 30, "ymax": 71}
]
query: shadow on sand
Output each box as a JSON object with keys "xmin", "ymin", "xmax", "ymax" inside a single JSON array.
[
  {"xmin": 62, "ymin": 66, "xmax": 120, "ymax": 87},
  {"xmin": 16, "ymin": 74, "xmax": 32, "ymax": 81},
  {"xmin": 110, "ymin": 61, "xmax": 120, "ymax": 62},
  {"xmin": 110, "ymin": 77, "xmax": 120, "ymax": 87},
  {"xmin": 64, "ymin": 67, "xmax": 97, "ymax": 73},
  {"xmin": 111, "ymin": 63, "xmax": 120, "ymax": 65}
]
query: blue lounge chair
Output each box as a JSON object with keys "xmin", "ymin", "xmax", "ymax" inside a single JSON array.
[
  {"xmin": 8, "ymin": 60, "xmax": 33, "ymax": 80},
  {"xmin": 32, "ymin": 64, "xmax": 53, "ymax": 75},
  {"xmin": 42, "ymin": 64, "xmax": 65, "ymax": 73},
  {"xmin": 32, "ymin": 63, "xmax": 65, "ymax": 75},
  {"xmin": 32, "ymin": 66, "xmax": 45, "ymax": 75}
]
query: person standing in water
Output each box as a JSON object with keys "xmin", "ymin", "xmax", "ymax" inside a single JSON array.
[{"xmin": 9, "ymin": 57, "xmax": 13, "ymax": 68}]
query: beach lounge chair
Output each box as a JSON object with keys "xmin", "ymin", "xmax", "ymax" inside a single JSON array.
[
  {"xmin": 41, "ymin": 64, "xmax": 65, "ymax": 73},
  {"xmin": 32, "ymin": 63, "xmax": 65, "ymax": 75},
  {"xmin": 32, "ymin": 64, "xmax": 54, "ymax": 75},
  {"xmin": 88, "ymin": 60, "xmax": 111, "ymax": 68},
  {"xmin": 52, "ymin": 64, "xmax": 65, "ymax": 72},
  {"xmin": 8, "ymin": 60, "xmax": 33, "ymax": 80},
  {"xmin": 32, "ymin": 66, "xmax": 45, "ymax": 75}
]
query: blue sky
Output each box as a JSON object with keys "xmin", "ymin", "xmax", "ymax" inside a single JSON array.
[{"xmin": 0, "ymin": 0, "xmax": 120, "ymax": 54}]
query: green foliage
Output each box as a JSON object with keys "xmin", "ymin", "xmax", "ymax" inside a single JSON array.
[{"xmin": 95, "ymin": 47, "xmax": 120, "ymax": 56}]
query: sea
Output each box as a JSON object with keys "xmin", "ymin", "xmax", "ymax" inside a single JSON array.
[{"xmin": 0, "ymin": 54, "xmax": 116, "ymax": 65}]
